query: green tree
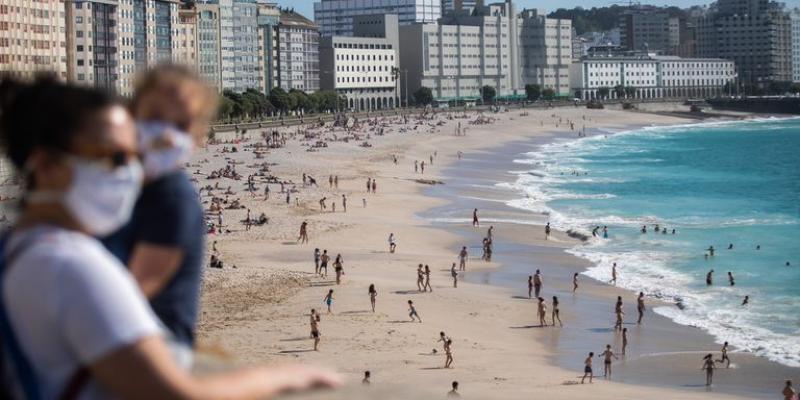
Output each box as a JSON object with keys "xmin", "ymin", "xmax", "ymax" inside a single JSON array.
[
  {"xmin": 597, "ymin": 86, "xmax": 610, "ymax": 100},
  {"xmin": 542, "ymin": 88, "xmax": 556, "ymax": 100},
  {"xmin": 269, "ymin": 87, "xmax": 290, "ymax": 114},
  {"xmin": 217, "ymin": 95, "xmax": 235, "ymax": 121},
  {"xmin": 525, "ymin": 84, "xmax": 541, "ymax": 102},
  {"xmin": 413, "ymin": 86, "xmax": 433, "ymax": 106},
  {"xmin": 481, "ymin": 85, "xmax": 496, "ymax": 104},
  {"xmin": 288, "ymin": 89, "xmax": 311, "ymax": 113},
  {"xmin": 624, "ymin": 86, "xmax": 637, "ymax": 98}
]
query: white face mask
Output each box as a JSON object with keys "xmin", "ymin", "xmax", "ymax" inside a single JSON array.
[
  {"xmin": 138, "ymin": 122, "xmax": 194, "ymax": 179},
  {"xmin": 28, "ymin": 156, "xmax": 144, "ymax": 236}
]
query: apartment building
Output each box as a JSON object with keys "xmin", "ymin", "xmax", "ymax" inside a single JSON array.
[
  {"xmin": 314, "ymin": 0, "xmax": 440, "ymax": 37},
  {"xmin": 0, "ymin": 0, "xmax": 68, "ymax": 80},
  {"xmin": 173, "ymin": 6, "xmax": 198, "ymax": 68},
  {"xmin": 256, "ymin": 2, "xmax": 280, "ymax": 93},
  {"xmin": 618, "ymin": 6, "xmax": 680, "ymax": 53},
  {"xmin": 274, "ymin": 10, "xmax": 320, "ymax": 93},
  {"xmin": 697, "ymin": 0, "xmax": 791, "ymax": 85},
  {"xmin": 442, "ymin": 0, "xmax": 479, "ymax": 14},
  {"xmin": 65, "ymin": 0, "xmax": 117, "ymax": 89},
  {"xmin": 791, "ymin": 10, "xmax": 800, "ymax": 83},
  {"xmin": 519, "ymin": 9, "xmax": 572, "ymax": 96},
  {"xmin": 196, "ymin": 2, "xmax": 222, "ymax": 90},
  {"xmin": 320, "ymin": 14, "xmax": 400, "ymax": 110}
]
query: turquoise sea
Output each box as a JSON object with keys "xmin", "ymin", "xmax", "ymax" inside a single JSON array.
[{"xmin": 503, "ymin": 118, "xmax": 800, "ymax": 367}]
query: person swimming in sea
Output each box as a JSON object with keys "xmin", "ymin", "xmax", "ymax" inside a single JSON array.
[
  {"xmin": 641, "ymin": 225, "xmax": 647, "ymax": 234},
  {"xmin": 728, "ymin": 271, "xmax": 735, "ymax": 286},
  {"xmin": 707, "ymin": 246, "xmax": 715, "ymax": 256},
  {"xmin": 706, "ymin": 269, "xmax": 714, "ymax": 286},
  {"xmin": 728, "ymin": 243, "xmax": 734, "ymax": 250},
  {"xmin": 742, "ymin": 295, "xmax": 750, "ymax": 306}
]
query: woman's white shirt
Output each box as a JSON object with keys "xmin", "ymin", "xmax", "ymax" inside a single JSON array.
[{"xmin": 2, "ymin": 225, "xmax": 162, "ymax": 399}]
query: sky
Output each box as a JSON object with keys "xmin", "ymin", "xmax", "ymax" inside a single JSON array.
[{"xmin": 276, "ymin": 0, "xmax": 800, "ymax": 18}]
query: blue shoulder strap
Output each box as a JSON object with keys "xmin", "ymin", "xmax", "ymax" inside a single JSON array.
[{"xmin": 0, "ymin": 231, "xmax": 42, "ymax": 400}]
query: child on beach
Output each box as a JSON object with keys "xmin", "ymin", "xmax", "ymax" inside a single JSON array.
[
  {"xmin": 581, "ymin": 352, "xmax": 594, "ymax": 384},
  {"xmin": 637, "ymin": 292, "xmax": 646, "ymax": 324},
  {"xmin": 573, "ymin": 272, "xmax": 579, "ymax": 292},
  {"xmin": 369, "ymin": 284, "xmax": 378, "ymax": 312},
  {"xmin": 408, "ymin": 300, "xmax": 422, "ymax": 323},
  {"xmin": 600, "ymin": 345, "xmax": 619, "ymax": 379},
  {"xmin": 324, "ymin": 290, "xmax": 334, "ymax": 313}
]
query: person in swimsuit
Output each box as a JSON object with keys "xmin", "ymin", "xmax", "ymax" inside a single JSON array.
[
  {"xmin": 459, "ymin": 246, "xmax": 468, "ymax": 271},
  {"xmin": 573, "ymin": 272, "xmax": 579, "ymax": 292},
  {"xmin": 424, "ymin": 265, "xmax": 433, "ymax": 292},
  {"xmin": 334, "ymin": 254, "xmax": 344, "ymax": 285},
  {"xmin": 472, "ymin": 208, "xmax": 479, "ymax": 227},
  {"xmin": 742, "ymin": 295, "xmax": 750, "ymax": 306},
  {"xmin": 298, "ymin": 221, "xmax": 308, "ymax": 243},
  {"xmin": 408, "ymin": 300, "xmax": 422, "ymax": 323},
  {"xmin": 621, "ymin": 328, "xmax": 628, "ymax": 355},
  {"xmin": 702, "ymin": 353, "xmax": 716, "ymax": 386},
  {"xmin": 324, "ymin": 289, "xmax": 334, "ymax": 313},
  {"xmin": 368, "ymin": 284, "xmax": 377, "ymax": 312},
  {"xmin": 551, "ymin": 296, "xmax": 562, "ymax": 327},
  {"xmin": 450, "ymin": 263, "xmax": 458, "ymax": 288},
  {"xmin": 611, "ymin": 263, "xmax": 617, "ymax": 285},
  {"xmin": 314, "ymin": 248, "xmax": 320, "ymax": 275},
  {"xmin": 706, "ymin": 269, "xmax": 714, "ymax": 286},
  {"xmin": 444, "ymin": 339, "xmax": 454, "ymax": 368},
  {"xmin": 362, "ymin": 371, "xmax": 371, "ymax": 385},
  {"xmin": 527, "ymin": 276, "xmax": 534, "ymax": 298},
  {"xmin": 783, "ymin": 380, "xmax": 796, "ymax": 400},
  {"xmin": 537, "ymin": 297, "xmax": 548, "ymax": 327},
  {"xmin": 447, "ymin": 381, "xmax": 460, "ymax": 398},
  {"xmin": 320, "ymin": 250, "xmax": 330, "ymax": 277},
  {"xmin": 637, "ymin": 292, "xmax": 646, "ymax": 324},
  {"xmin": 614, "ymin": 296, "xmax": 625, "ymax": 330},
  {"xmin": 533, "ymin": 269, "xmax": 543, "ymax": 298},
  {"xmin": 310, "ymin": 309, "xmax": 321, "ymax": 351},
  {"xmin": 388, "ymin": 233, "xmax": 396, "ymax": 253},
  {"xmin": 728, "ymin": 271, "xmax": 735, "ymax": 286},
  {"xmin": 545, "ymin": 222, "xmax": 551, "ymax": 240},
  {"xmin": 581, "ymin": 352, "xmax": 594, "ymax": 384},
  {"xmin": 716, "ymin": 341, "xmax": 731, "ymax": 368},
  {"xmin": 600, "ymin": 345, "xmax": 619, "ymax": 379},
  {"xmin": 416, "ymin": 264, "xmax": 424, "ymax": 292}
]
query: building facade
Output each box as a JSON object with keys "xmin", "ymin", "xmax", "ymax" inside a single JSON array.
[
  {"xmin": 256, "ymin": 2, "xmax": 280, "ymax": 93},
  {"xmin": 65, "ymin": 0, "xmax": 117, "ymax": 90},
  {"xmin": 697, "ymin": 0, "xmax": 791, "ymax": 86},
  {"xmin": 218, "ymin": 0, "xmax": 260, "ymax": 93},
  {"xmin": 442, "ymin": 0, "xmax": 479, "ymax": 14},
  {"xmin": 791, "ymin": 10, "xmax": 800, "ymax": 82},
  {"xmin": 519, "ymin": 9, "xmax": 572, "ymax": 96},
  {"xmin": 174, "ymin": 6, "xmax": 198, "ymax": 68},
  {"xmin": 570, "ymin": 54, "xmax": 736, "ymax": 100},
  {"xmin": 0, "ymin": 0, "xmax": 68, "ymax": 80},
  {"xmin": 275, "ymin": 11, "xmax": 320, "ymax": 93},
  {"xmin": 618, "ymin": 6, "xmax": 680, "ymax": 53},
  {"xmin": 196, "ymin": 2, "xmax": 222, "ymax": 90},
  {"xmin": 320, "ymin": 14, "xmax": 400, "ymax": 111},
  {"xmin": 314, "ymin": 0, "xmax": 440, "ymax": 37}
]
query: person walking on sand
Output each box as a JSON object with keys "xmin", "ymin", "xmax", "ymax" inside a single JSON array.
[
  {"xmin": 487, "ymin": 225, "xmax": 494, "ymax": 241},
  {"xmin": 444, "ymin": 339, "xmax": 454, "ymax": 368},
  {"xmin": 408, "ymin": 300, "xmax": 422, "ymax": 323},
  {"xmin": 447, "ymin": 381, "xmax": 460, "ymax": 398},
  {"xmin": 581, "ymin": 352, "xmax": 595, "ymax": 384},
  {"xmin": 716, "ymin": 341, "xmax": 731, "ymax": 368},
  {"xmin": 388, "ymin": 233, "xmax": 397, "ymax": 253},
  {"xmin": 472, "ymin": 208, "xmax": 479, "ymax": 227},
  {"xmin": 552, "ymin": 296, "xmax": 563, "ymax": 327},
  {"xmin": 366, "ymin": 178, "xmax": 371, "ymax": 193},
  {"xmin": 533, "ymin": 269, "xmax": 543, "ymax": 298},
  {"xmin": 342, "ymin": 194, "xmax": 347, "ymax": 212},
  {"xmin": 637, "ymin": 292, "xmax": 646, "ymax": 324},
  {"xmin": 334, "ymin": 254, "xmax": 344, "ymax": 285},
  {"xmin": 324, "ymin": 290, "xmax": 334, "ymax": 313},
  {"xmin": 459, "ymin": 246, "xmax": 468, "ymax": 271},
  {"xmin": 614, "ymin": 296, "xmax": 625, "ymax": 330},
  {"xmin": 537, "ymin": 297, "xmax": 548, "ymax": 327},
  {"xmin": 298, "ymin": 221, "xmax": 309, "ymax": 243},
  {"xmin": 451, "ymin": 263, "xmax": 459, "ymax": 288},
  {"xmin": 702, "ymin": 353, "xmax": 716, "ymax": 386},
  {"xmin": 310, "ymin": 309, "xmax": 321, "ymax": 351},
  {"xmin": 416, "ymin": 264, "xmax": 425, "ymax": 292},
  {"xmin": 320, "ymin": 250, "xmax": 330, "ymax": 277},
  {"xmin": 573, "ymin": 272, "xmax": 579, "ymax": 292},
  {"xmin": 424, "ymin": 265, "xmax": 433, "ymax": 292},
  {"xmin": 369, "ymin": 284, "xmax": 378, "ymax": 312},
  {"xmin": 600, "ymin": 345, "xmax": 619, "ymax": 379},
  {"xmin": 621, "ymin": 328, "xmax": 628, "ymax": 355},
  {"xmin": 545, "ymin": 222, "xmax": 551, "ymax": 240},
  {"xmin": 362, "ymin": 371, "xmax": 371, "ymax": 386},
  {"xmin": 371, "ymin": 179, "xmax": 376, "ymax": 193},
  {"xmin": 528, "ymin": 276, "xmax": 534, "ymax": 298},
  {"xmin": 314, "ymin": 248, "xmax": 321, "ymax": 275},
  {"xmin": 782, "ymin": 380, "xmax": 796, "ymax": 400}
]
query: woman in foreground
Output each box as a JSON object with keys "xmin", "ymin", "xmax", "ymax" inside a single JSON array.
[{"xmin": 0, "ymin": 77, "xmax": 340, "ymax": 399}]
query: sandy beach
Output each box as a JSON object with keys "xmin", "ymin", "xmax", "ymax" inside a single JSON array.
[{"xmin": 190, "ymin": 104, "xmax": 796, "ymax": 399}]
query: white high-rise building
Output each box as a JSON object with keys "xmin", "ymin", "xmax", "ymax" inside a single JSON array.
[
  {"xmin": 0, "ymin": 0, "xmax": 68, "ymax": 81},
  {"xmin": 791, "ymin": 10, "xmax": 800, "ymax": 82},
  {"xmin": 314, "ymin": 0, "xmax": 440, "ymax": 37}
]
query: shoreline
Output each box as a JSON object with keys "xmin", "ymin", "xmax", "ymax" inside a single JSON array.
[
  {"xmin": 421, "ymin": 122, "xmax": 799, "ymax": 398},
  {"xmin": 193, "ymin": 105, "xmax": 789, "ymax": 399}
]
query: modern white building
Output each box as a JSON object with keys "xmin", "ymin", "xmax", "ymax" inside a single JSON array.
[
  {"xmin": 275, "ymin": 10, "xmax": 320, "ymax": 93},
  {"xmin": 314, "ymin": 0, "xmax": 440, "ymax": 37},
  {"xmin": 320, "ymin": 14, "xmax": 400, "ymax": 111},
  {"xmin": 792, "ymin": 9, "xmax": 800, "ymax": 82},
  {"xmin": 399, "ymin": 1, "xmax": 572, "ymax": 104},
  {"xmin": 218, "ymin": 0, "xmax": 261, "ymax": 93},
  {"xmin": 570, "ymin": 54, "xmax": 736, "ymax": 100}
]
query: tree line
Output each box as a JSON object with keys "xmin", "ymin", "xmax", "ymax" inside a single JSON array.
[{"xmin": 217, "ymin": 88, "xmax": 347, "ymax": 122}]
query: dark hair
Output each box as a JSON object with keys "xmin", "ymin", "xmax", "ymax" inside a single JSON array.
[{"xmin": 0, "ymin": 76, "xmax": 117, "ymax": 169}]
